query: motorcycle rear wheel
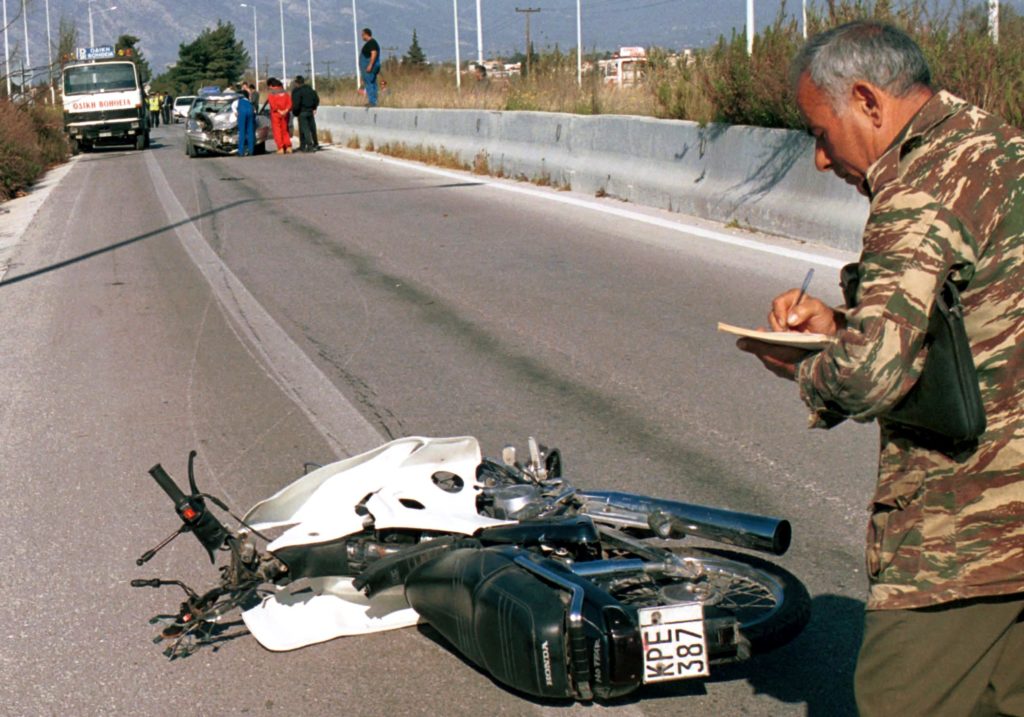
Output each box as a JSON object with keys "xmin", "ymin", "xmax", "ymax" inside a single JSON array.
[{"xmin": 599, "ymin": 547, "xmax": 810, "ymax": 659}]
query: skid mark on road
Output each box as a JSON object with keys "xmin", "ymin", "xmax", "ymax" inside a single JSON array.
[{"xmin": 145, "ymin": 151, "xmax": 383, "ymax": 459}]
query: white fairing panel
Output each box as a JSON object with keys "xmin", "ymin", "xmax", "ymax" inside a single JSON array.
[
  {"xmin": 242, "ymin": 578, "xmax": 420, "ymax": 651},
  {"xmin": 240, "ymin": 436, "xmax": 513, "ymax": 650}
]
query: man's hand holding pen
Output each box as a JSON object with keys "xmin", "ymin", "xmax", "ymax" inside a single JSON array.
[{"xmin": 736, "ymin": 269, "xmax": 844, "ymax": 380}]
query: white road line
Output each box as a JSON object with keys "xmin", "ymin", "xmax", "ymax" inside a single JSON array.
[
  {"xmin": 326, "ymin": 147, "xmax": 855, "ymax": 270},
  {"xmin": 144, "ymin": 150, "xmax": 384, "ymax": 458}
]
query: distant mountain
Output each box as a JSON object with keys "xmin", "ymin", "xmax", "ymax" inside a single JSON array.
[{"xmin": 8, "ymin": 0, "xmax": 1024, "ymax": 84}]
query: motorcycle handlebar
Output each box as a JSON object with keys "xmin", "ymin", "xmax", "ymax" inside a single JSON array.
[{"xmin": 148, "ymin": 464, "xmax": 187, "ymax": 505}]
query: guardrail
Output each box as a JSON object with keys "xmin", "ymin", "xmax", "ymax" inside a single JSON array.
[{"xmin": 317, "ymin": 106, "xmax": 868, "ymax": 252}]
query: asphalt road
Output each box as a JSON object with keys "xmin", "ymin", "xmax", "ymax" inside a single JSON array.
[{"xmin": 0, "ymin": 125, "xmax": 878, "ymax": 716}]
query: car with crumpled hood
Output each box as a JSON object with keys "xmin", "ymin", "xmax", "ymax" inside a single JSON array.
[{"xmin": 184, "ymin": 92, "xmax": 270, "ymax": 157}]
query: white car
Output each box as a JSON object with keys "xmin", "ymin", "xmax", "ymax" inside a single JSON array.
[{"xmin": 172, "ymin": 95, "xmax": 196, "ymax": 123}]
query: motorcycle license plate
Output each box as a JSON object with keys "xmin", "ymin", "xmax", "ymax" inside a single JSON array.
[{"xmin": 638, "ymin": 602, "xmax": 710, "ymax": 683}]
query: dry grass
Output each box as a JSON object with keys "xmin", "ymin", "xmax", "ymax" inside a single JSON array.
[
  {"xmin": 375, "ymin": 142, "xmax": 470, "ymax": 172},
  {"xmin": 348, "ymin": 141, "xmax": 572, "ymax": 192},
  {"xmin": 315, "ymin": 1, "xmax": 1023, "ymax": 130},
  {"xmin": 318, "ymin": 67, "xmax": 675, "ymax": 119},
  {"xmin": 471, "ymin": 150, "xmax": 490, "ymax": 175}
]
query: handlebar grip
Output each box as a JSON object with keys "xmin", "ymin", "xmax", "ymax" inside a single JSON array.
[{"xmin": 148, "ymin": 464, "xmax": 187, "ymax": 505}]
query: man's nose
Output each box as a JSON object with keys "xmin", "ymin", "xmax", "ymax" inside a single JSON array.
[{"xmin": 814, "ymin": 144, "xmax": 832, "ymax": 172}]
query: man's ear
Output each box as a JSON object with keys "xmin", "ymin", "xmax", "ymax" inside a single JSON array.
[{"xmin": 850, "ymin": 81, "xmax": 884, "ymax": 127}]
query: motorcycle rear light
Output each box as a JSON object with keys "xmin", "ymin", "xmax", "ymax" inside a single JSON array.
[{"xmin": 181, "ymin": 506, "xmax": 198, "ymax": 521}]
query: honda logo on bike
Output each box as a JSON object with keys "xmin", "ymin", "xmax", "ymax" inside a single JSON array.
[{"xmin": 541, "ymin": 640, "xmax": 554, "ymax": 687}]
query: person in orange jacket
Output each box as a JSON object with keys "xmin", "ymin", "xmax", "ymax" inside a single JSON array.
[{"xmin": 266, "ymin": 78, "xmax": 293, "ymax": 154}]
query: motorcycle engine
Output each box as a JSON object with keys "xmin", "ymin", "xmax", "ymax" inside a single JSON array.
[{"xmin": 484, "ymin": 484, "xmax": 544, "ymax": 520}]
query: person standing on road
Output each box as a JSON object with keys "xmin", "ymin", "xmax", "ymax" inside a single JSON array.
[
  {"xmin": 148, "ymin": 92, "xmax": 162, "ymax": 128},
  {"xmin": 245, "ymin": 81, "xmax": 261, "ymax": 112},
  {"xmin": 290, "ymin": 75, "xmax": 320, "ymax": 152},
  {"xmin": 161, "ymin": 92, "xmax": 173, "ymax": 125},
  {"xmin": 266, "ymin": 77, "xmax": 292, "ymax": 154},
  {"xmin": 737, "ymin": 21, "xmax": 1024, "ymax": 717},
  {"xmin": 360, "ymin": 28, "xmax": 381, "ymax": 107},
  {"xmin": 235, "ymin": 89, "xmax": 257, "ymax": 157}
]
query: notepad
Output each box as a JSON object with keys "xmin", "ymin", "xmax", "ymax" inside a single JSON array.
[{"xmin": 717, "ymin": 322, "xmax": 831, "ymax": 350}]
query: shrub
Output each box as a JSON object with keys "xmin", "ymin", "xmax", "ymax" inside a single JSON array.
[
  {"xmin": 0, "ymin": 99, "xmax": 67, "ymax": 202},
  {"xmin": 701, "ymin": 14, "xmax": 805, "ymax": 128}
]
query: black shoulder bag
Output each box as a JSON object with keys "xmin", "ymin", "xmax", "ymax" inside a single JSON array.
[{"xmin": 840, "ymin": 263, "xmax": 986, "ymax": 448}]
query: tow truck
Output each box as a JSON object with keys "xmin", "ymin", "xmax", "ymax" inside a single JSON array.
[{"xmin": 61, "ymin": 45, "xmax": 149, "ymax": 153}]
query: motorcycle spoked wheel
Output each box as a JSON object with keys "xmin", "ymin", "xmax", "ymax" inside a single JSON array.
[{"xmin": 597, "ymin": 547, "xmax": 811, "ymax": 659}]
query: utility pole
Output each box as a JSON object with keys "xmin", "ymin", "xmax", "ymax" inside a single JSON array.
[
  {"xmin": 475, "ymin": 0, "xmax": 482, "ymax": 64},
  {"xmin": 45, "ymin": 0, "xmax": 54, "ymax": 102},
  {"xmin": 746, "ymin": 0, "xmax": 755, "ymax": 55},
  {"xmin": 515, "ymin": 7, "xmax": 540, "ymax": 78},
  {"xmin": 575, "ymin": 0, "xmax": 581, "ymax": 86},
  {"xmin": 453, "ymin": 0, "xmax": 461, "ymax": 90},
  {"xmin": 278, "ymin": 0, "xmax": 286, "ymax": 79},
  {"xmin": 351, "ymin": 0, "xmax": 360, "ymax": 89},
  {"xmin": 989, "ymin": 0, "xmax": 999, "ymax": 44},
  {"xmin": 305, "ymin": 0, "xmax": 315, "ymax": 88},
  {"xmin": 3, "ymin": 0, "xmax": 10, "ymax": 97},
  {"xmin": 801, "ymin": 0, "xmax": 807, "ymax": 40},
  {"xmin": 322, "ymin": 58, "xmax": 333, "ymax": 79},
  {"xmin": 240, "ymin": 3, "xmax": 259, "ymax": 92},
  {"xmin": 21, "ymin": 0, "xmax": 30, "ymax": 87}
]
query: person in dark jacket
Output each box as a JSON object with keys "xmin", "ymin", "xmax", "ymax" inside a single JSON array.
[
  {"xmin": 161, "ymin": 93, "xmax": 173, "ymax": 124},
  {"xmin": 290, "ymin": 75, "xmax": 320, "ymax": 152}
]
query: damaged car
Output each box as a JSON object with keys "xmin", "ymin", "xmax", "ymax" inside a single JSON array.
[{"xmin": 184, "ymin": 92, "xmax": 271, "ymax": 157}]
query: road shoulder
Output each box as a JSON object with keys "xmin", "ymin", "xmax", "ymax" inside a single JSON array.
[{"xmin": 0, "ymin": 158, "xmax": 77, "ymax": 281}]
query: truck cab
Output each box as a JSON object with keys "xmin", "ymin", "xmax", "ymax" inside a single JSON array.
[{"xmin": 62, "ymin": 56, "xmax": 148, "ymax": 153}]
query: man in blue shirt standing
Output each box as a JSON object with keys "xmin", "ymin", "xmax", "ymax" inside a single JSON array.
[{"xmin": 361, "ymin": 28, "xmax": 381, "ymax": 107}]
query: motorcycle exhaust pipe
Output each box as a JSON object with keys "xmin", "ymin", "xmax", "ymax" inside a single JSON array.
[{"xmin": 579, "ymin": 490, "xmax": 791, "ymax": 556}]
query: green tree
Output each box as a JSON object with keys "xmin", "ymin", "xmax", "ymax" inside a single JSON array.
[
  {"xmin": 162, "ymin": 21, "xmax": 249, "ymax": 94},
  {"xmin": 57, "ymin": 16, "xmax": 78, "ymax": 65},
  {"xmin": 403, "ymin": 29, "xmax": 427, "ymax": 67},
  {"xmin": 114, "ymin": 34, "xmax": 152, "ymax": 83}
]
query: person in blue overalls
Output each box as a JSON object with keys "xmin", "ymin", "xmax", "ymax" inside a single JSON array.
[
  {"xmin": 361, "ymin": 28, "xmax": 381, "ymax": 107},
  {"xmin": 236, "ymin": 89, "xmax": 257, "ymax": 157}
]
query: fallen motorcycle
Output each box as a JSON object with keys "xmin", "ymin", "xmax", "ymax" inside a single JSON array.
[{"xmin": 133, "ymin": 436, "xmax": 810, "ymax": 701}]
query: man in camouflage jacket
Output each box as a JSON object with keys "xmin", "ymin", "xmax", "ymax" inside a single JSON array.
[{"xmin": 739, "ymin": 21, "xmax": 1023, "ymax": 717}]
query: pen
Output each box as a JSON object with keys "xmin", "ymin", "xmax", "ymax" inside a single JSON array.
[{"xmin": 795, "ymin": 268, "xmax": 815, "ymax": 307}]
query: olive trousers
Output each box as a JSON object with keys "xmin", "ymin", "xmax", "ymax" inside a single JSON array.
[{"xmin": 855, "ymin": 595, "xmax": 1024, "ymax": 717}]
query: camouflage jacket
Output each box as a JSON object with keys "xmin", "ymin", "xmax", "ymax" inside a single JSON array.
[{"xmin": 795, "ymin": 91, "xmax": 1024, "ymax": 611}]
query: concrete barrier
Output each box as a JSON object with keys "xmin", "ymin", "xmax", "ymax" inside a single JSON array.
[{"xmin": 317, "ymin": 106, "xmax": 869, "ymax": 252}]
